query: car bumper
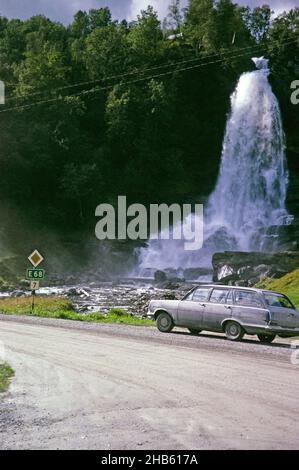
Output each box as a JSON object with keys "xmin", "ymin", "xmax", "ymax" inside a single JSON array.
[
  {"xmin": 245, "ymin": 323, "xmax": 299, "ymax": 337},
  {"xmin": 147, "ymin": 311, "xmax": 154, "ymax": 320}
]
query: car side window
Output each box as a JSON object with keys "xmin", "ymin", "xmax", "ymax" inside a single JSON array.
[
  {"xmin": 192, "ymin": 288, "xmax": 210, "ymax": 302},
  {"xmin": 234, "ymin": 290, "xmax": 263, "ymax": 308},
  {"xmin": 209, "ymin": 289, "xmax": 228, "ymax": 304}
]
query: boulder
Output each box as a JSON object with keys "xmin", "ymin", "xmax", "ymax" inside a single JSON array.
[
  {"xmin": 212, "ymin": 251, "xmax": 299, "ymax": 285},
  {"xmin": 183, "ymin": 267, "xmax": 213, "ymax": 280},
  {"xmin": 154, "ymin": 270, "xmax": 167, "ymax": 282},
  {"xmin": 153, "ymin": 269, "xmax": 186, "ymax": 283},
  {"xmin": 11, "ymin": 290, "xmax": 26, "ymax": 298},
  {"xmin": 67, "ymin": 288, "xmax": 81, "ymax": 296},
  {"xmin": 157, "ymin": 281, "xmax": 184, "ymax": 290},
  {"xmin": 164, "ymin": 268, "xmax": 185, "ymax": 280}
]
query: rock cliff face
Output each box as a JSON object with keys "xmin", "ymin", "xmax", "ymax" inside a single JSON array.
[
  {"xmin": 287, "ymin": 150, "xmax": 299, "ymax": 220},
  {"xmin": 261, "ymin": 148, "xmax": 299, "ymax": 251},
  {"xmin": 261, "ymin": 221, "xmax": 299, "ymax": 252},
  {"xmin": 212, "ymin": 251, "xmax": 299, "ymax": 286}
]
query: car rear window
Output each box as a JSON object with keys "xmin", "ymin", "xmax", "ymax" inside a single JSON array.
[
  {"xmin": 263, "ymin": 293, "xmax": 294, "ymax": 309},
  {"xmin": 234, "ymin": 290, "xmax": 263, "ymax": 308}
]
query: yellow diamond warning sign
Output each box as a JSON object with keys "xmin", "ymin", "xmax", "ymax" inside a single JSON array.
[{"xmin": 28, "ymin": 250, "xmax": 44, "ymax": 268}]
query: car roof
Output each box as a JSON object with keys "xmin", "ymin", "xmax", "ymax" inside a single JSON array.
[{"xmin": 196, "ymin": 285, "xmax": 284, "ymax": 296}]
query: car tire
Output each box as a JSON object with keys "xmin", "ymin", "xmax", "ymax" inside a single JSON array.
[
  {"xmin": 225, "ymin": 321, "xmax": 244, "ymax": 341},
  {"xmin": 156, "ymin": 312, "xmax": 174, "ymax": 333},
  {"xmin": 258, "ymin": 334, "xmax": 276, "ymax": 344},
  {"xmin": 188, "ymin": 329, "xmax": 202, "ymax": 335}
]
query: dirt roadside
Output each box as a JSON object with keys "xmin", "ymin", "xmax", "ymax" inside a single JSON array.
[{"xmin": 0, "ymin": 315, "xmax": 298, "ymax": 450}]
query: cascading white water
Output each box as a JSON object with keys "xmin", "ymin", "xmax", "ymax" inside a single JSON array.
[
  {"xmin": 205, "ymin": 57, "xmax": 291, "ymax": 250},
  {"xmin": 138, "ymin": 57, "xmax": 292, "ymax": 273}
]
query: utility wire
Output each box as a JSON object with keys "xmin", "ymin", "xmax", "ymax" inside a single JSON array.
[
  {"xmin": 0, "ymin": 48, "xmax": 284, "ymax": 113},
  {"xmin": 0, "ymin": 39, "xmax": 298, "ymax": 114},
  {"xmin": 4, "ymin": 37, "xmax": 297, "ymax": 104},
  {"xmin": 4, "ymin": 42, "xmax": 266, "ymax": 101}
]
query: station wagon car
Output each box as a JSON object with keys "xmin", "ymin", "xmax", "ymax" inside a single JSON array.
[{"xmin": 147, "ymin": 285, "xmax": 299, "ymax": 343}]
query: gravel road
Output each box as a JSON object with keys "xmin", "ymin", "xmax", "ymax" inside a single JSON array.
[{"xmin": 0, "ymin": 314, "xmax": 299, "ymax": 450}]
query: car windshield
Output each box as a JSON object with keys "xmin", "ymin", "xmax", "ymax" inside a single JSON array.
[{"xmin": 263, "ymin": 293, "xmax": 295, "ymax": 310}]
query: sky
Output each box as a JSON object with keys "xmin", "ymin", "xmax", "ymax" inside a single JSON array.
[{"xmin": 0, "ymin": 0, "xmax": 297, "ymax": 25}]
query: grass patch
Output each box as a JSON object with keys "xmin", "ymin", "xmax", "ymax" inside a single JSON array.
[
  {"xmin": 256, "ymin": 268, "xmax": 299, "ymax": 309},
  {"xmin": 0, "ymin": 363, "xmax": 14, "ymax": 393},
  {"xmin": 0, "ymin": 296, "xmax": 154, "ymax": 326}
]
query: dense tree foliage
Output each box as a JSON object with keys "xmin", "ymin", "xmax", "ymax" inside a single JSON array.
[{"xmin": 0, "ymin": 1, "xmax": 298, "ymax": 251}]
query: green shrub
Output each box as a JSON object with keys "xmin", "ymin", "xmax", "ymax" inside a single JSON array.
[{"xmin": 0, "ymin": 363, "xmax": 14, "ymax": 392}]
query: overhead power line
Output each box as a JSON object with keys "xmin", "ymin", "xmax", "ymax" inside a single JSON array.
[
  {"xmin": 0, "ymin": 37, "xmax": 297, "ymax": 115},
  {"xmin": 4, "ymin": 37, "xmax": 298, "ymax": 104},
  {"xmin": 4, "ymin": 40, "xmax": 281, "ymax": 103}
]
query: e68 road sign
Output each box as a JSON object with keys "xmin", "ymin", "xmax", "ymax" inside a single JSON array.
[{"xmin": 26, "ymin": 269, "xmax": 45, "ymax": 280}]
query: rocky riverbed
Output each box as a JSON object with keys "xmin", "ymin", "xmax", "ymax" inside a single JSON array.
[
  {"xmin": 0, "ymin": 281, "xmax": 194, "ymax": 317},
  {"xmin": 1, "ymin": 250, "xmax": 298, "ymax": 316}
]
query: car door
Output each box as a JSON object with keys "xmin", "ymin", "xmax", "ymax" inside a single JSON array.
[
  {"xmin": 270, "ymin": 307, "xmax": 299, "ymax": 328},
  {"xmin": 177, "ymin": 287, "xmax": 211, "ymax": 328},
  {"xmin": 202, "ymin": 288, "xmax": 233, "ymax": 331},
  {"xmin": 262, "ymin": 292, "xmax": 299, "ymax": 329},
  {"xmin": 231, "ymin": 289, "xmax": 268, "ymax": 326}
]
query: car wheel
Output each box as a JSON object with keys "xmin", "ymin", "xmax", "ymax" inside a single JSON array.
[
  {"xmin": 188, "ymin": 329, "xmax": 202, "ymax": 335},
  {"xmin": 258, "ymin": 334, "xmax": 276, "ymax": 344},
  {"xmin": 156, "ymin": 312, "xmax": 174, "ymax": 333},
  {"xmin": 225, "ymin": 321, "xmax": 244, "ymax": 341}
]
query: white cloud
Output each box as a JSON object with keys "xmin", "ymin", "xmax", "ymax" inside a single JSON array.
[
  {"xmin": 127, "ymin": 0, "xmax": 298, "ymax": 22},
  {"xmin": 271, "ymin": 1, "xmax": 299, "ymax": 15},
  {"xmin": 0, "ymin": 0, "xmax": 297, "ymax": 25},
  {"xmin": 0, "ymin": 0, "xmax": 127, "ymax": 24},
  {"xmin": 238, "ymin": 0, "xmax": 299, "ymax": 15},
  {"xmin": 128, "ymin": 0, "xmax": 170, "ymax": 20}
]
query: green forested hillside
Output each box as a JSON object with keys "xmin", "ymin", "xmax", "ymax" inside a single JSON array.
[
  {"xmin": 258, "ymin": 268, "xmax": 299, "ymax": 308},
  {"xmin": 0, "ymin": 0, "xmax": 298, "ymax": 256}
]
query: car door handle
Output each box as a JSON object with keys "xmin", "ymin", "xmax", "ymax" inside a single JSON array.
[
  {"xmin": 199, "ymin": 303, "xmax": 206, "ymax": 307},
  {"xmin": 225, "ymin": 306, "xmax": 232, "ymax": 309}
]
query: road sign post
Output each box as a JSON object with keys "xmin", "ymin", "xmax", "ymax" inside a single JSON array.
[
  {"xmin": 27, "ymin": 250, "xmax": 45, "ymax": 314},
  {"xmin": 31, "ymin": 289, "xmax": 36, "ymax": 315}
]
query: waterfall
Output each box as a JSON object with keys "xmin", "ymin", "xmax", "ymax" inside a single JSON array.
[{"xmin": 138, "ymin": 57, "xmax": 292, "ymax": 274}]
